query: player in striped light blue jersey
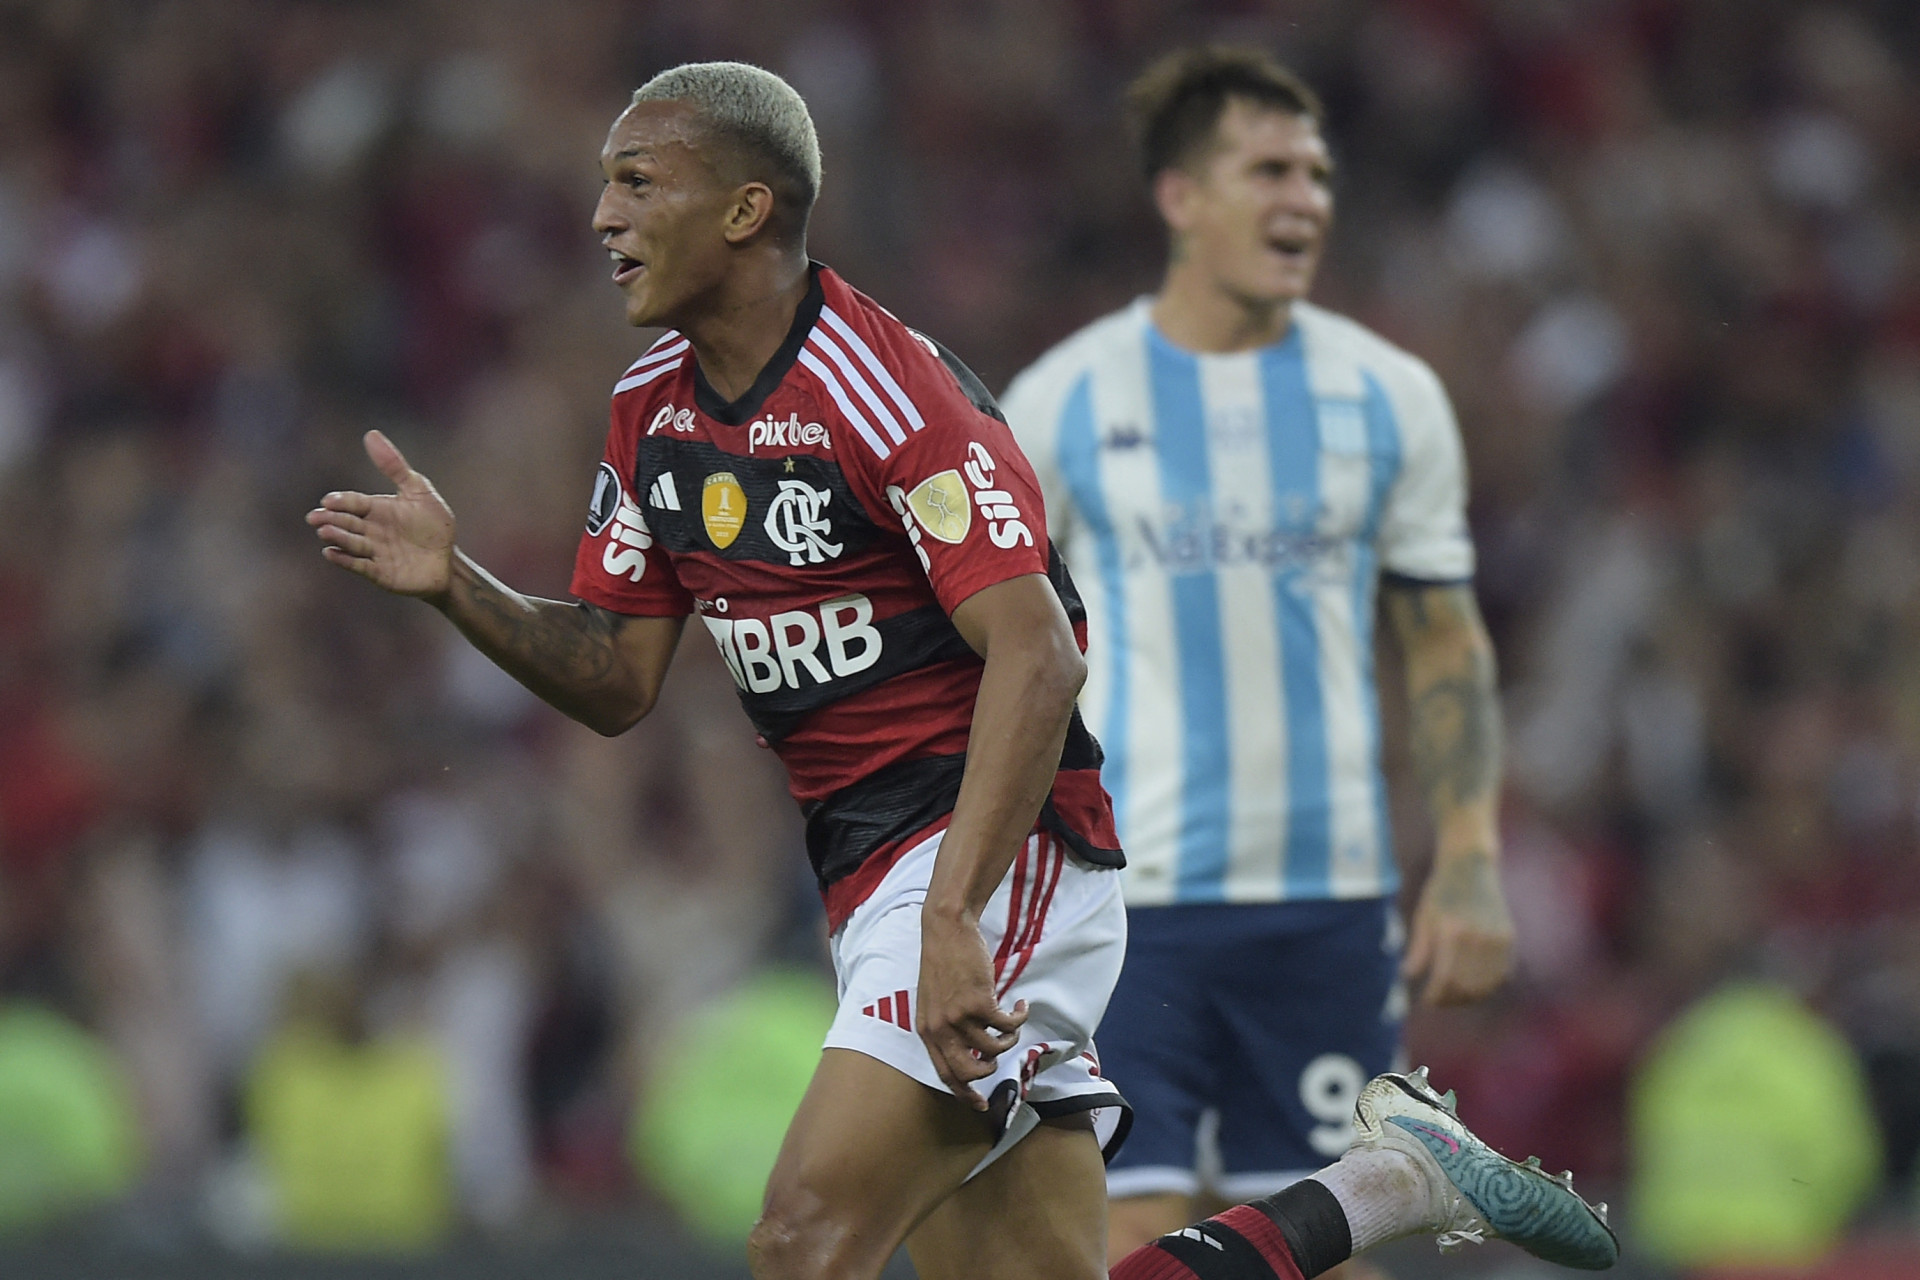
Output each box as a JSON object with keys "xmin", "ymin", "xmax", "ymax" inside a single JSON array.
[{"xmin": 1000, "ymin": 47, "xmax": 1517, "ymax": 1267}]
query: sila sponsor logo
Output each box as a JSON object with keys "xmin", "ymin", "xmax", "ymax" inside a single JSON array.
[
  {"xmin": 602, "ymin": 499, "xmax": 655, "ymax": 582},
  {"xmin": 749, "ymin": 412, "xmax": 829, "ymax": 453},
  {"xmin": 700, "ymin": 594, "xmax": 881, "ymax": 694},
  {"xmin": 886, "ymin": 442, "xmax": 1032, "ymax": 569},
  {"xmin": 959, "ymin": 443, "xmax": 1034, "ymax": 550},
  {"xmin": 587, "ymin": 463, "xmax": 652, "ymax": 584}
]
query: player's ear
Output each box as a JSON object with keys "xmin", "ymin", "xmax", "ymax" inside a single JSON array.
[
  {"xmin": 1153, "ymin": 166, "xmax": 1200, "ymax": 236},
  {"xmin": 722, "ymin": 181, "xmax": 777, "ymax": 244}
]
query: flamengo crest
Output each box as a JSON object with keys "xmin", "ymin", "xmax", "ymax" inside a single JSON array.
[{"xmin": 764, "ymin": 480, "xmax": 844, "ymax": 566}]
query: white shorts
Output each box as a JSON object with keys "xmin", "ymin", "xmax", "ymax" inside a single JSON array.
[{"xmin": 824, "ymin": 826, "xmax": 1131, "ymax": 1179}]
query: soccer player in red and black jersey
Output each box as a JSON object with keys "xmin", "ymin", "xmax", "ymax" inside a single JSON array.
[
  {"xmin": 311, "ymin": 60, "xmax": 1615, "ymax": 1280},
  {"xmin": 315, "ymin": 59, "xmax": 1133, "ymax": 1280}
]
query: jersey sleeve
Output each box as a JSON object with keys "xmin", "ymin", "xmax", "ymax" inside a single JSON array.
[
  {"xmin": 836, "ymin": 340, "xmax": 1051, "ymax": 616},
  {"xmin": 1376, "ymin": 359, "xmax": 1476, "ymax": 583},
  {"xmin": 569, "ymin": 402, "xmax": 695, "ymax": 616}
]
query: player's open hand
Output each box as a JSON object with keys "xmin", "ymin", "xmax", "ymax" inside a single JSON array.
[
  {"xmin": 306, "ymin": 430, "xmax": 457, "ymax": 600},
  {"xmin": 1402, "ymin": 849, "xmax": 1514, "ymax": 1006},
  {"xmin": 918, "ymin": 911, "xmax": 1029, "ymax": 1110}
]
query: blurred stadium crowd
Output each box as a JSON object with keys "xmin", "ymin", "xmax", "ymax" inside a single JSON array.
[{"xmin": 1, "ymin": 0, "xmax": 1918, "ymax": 1271}]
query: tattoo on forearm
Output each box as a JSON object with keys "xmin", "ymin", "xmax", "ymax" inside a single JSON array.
[
  {"xmin": 457, "ymin": 574, "xmax": 620, "ymax": 689},
  {"xmin": 1397, "ymin": 587, "xmax": 1502, "ymax": 815},
  {"xmin": 1410, "ymin": 647, "xmax": 1500, "ymax": 809}
]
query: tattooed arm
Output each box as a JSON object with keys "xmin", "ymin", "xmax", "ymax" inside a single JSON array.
[
  {"xmin": 434, "ymin": 553, "xmax": 684, "ymax": 734},
  {"xmin": 308, "ymin": 430, "xmax": 683, "ymax": 735},
  {"xmin": 1382, "ymin": 581, "xmax": 1514, "ymax": 1006}
]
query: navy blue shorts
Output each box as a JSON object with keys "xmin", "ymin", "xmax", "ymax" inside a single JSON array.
[{"xmin": 1101, "ymin": 898, "xmax": 1404, "ymax": 1200}]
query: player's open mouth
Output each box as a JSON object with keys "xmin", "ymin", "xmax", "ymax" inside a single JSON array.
[
  {"xmin": 609, "ymin": 250, "xmax": 645, "ymax": 285},
  {"xmin": 1268, "ymin": 237, "xmax": 1313, "ymax": 260}
]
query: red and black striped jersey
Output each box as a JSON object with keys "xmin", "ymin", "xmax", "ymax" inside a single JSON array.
[{"xmin": 570, "ymin": 266, "xmax": 1120, "ymax": 927}]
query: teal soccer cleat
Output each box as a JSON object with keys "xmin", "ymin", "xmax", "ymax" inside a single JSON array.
[{"xmin": 1352, "ymin": 1068, "xmax": 1620, "ymax": 1271}]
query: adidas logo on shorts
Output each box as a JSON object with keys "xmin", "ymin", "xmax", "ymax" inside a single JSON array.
[{"xmin": 862, "ymin": 989, "xmax": 912, "ymax": 1031}]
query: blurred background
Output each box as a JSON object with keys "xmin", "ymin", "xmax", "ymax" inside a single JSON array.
[{"xmin": 0, "ymin": 0, "xmax": 1917, "ymax": 1276}]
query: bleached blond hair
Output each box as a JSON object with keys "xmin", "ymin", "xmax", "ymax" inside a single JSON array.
[{"xmin": 633, "ymin": 61, "xmax": 821, "ymax": 226}]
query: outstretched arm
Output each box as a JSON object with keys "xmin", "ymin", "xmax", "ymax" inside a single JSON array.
[
  {"xmin": 915, "ymin": 573, "xmax": 1087, "ymax": 1109},
  {"xmin": 1383, "ymin": 581, "xmax": 1513, "ymax": 1006},
  {"xmin": 307, "ymin": 430, "xmax": 683, "ymax": 735}
]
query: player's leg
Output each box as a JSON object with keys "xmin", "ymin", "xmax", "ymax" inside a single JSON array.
[
  {"xmin": 1114, "ymin": 1199, "xmax": 1388, "ymax": 1279},
  {"xmin": 1108, "ymin": 1193, "xmax": 1199, "ymax": 1261},
  {"xmin": 898, "ymin": 833, "xmax": 1130, "ymax": 1280},
  {"xmin": 747, "ymin": 1047, "xmax": 998, "ymax": 1280},
  {"xmin": 1116, "ymin": 1202, "xmax": 1388, "ymax": 1280},
  {"xmin": 1096, "ymin": 904, "xmax": 1224, "ymax": 1262},
  {"xmin": 1105, "ymin": 901, "xmax": 1390, "ymax": 1262},
  {"xmin": 905, "ymin": 1111, "xmax": 1108, "ymax": 1280},
  {"xmin": 1209, "ymin": 900, "xmax": 1408, "ymax": 1276},
  {"xmin": 756, "ymin": 830, "xmax": 1129, "ymax": 1280},
  {"xmin": 1109, "ymin": 1067, "xmax": 1620, "ymax": 1278}
]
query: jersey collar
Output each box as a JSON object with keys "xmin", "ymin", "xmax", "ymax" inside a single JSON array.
[{"xmin": 691, "ymin": 264, "xmax": 827, "ymax": 426}]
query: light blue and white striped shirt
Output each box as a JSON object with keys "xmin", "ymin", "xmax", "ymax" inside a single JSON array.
[{"xmin": 1001, "ymin": 299, "xmax": 1475, "ymax": 906}]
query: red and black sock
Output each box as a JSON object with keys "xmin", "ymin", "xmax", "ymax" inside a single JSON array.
[{"xmin": 1109, "ymin": 1181, "xmax": 1353, "ymax": 1280}]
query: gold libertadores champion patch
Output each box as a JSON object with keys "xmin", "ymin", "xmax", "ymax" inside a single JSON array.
[{"xmin": 702, "ymin": 472, "xmax": 748, "ymax": 548}]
